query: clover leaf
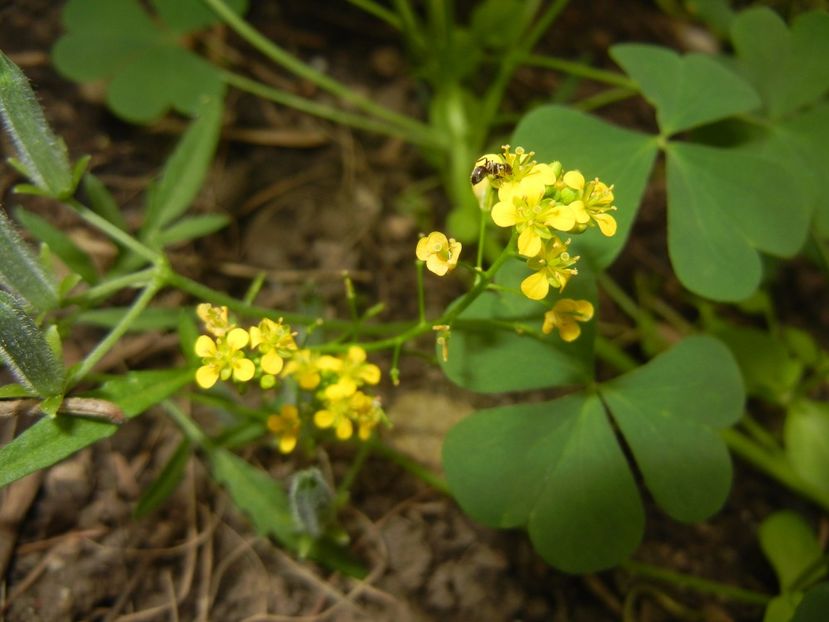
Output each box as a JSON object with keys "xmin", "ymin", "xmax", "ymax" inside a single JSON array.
[
  {"xmin": 443, "ymin": 335, "xmax": 743, "ymax": 572},
  {"xmin": 731, "ymin": 8, "xmax": 829, "ymax": 120},
  {"xmin": 52, "ymin": 0, "xmax": 246, "ymax": 122},
  {"xmin": 610, "ymin": 43, "xmax": 761, "ymax": 135}
]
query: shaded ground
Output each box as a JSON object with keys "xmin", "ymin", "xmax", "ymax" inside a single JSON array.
[{"xmin": 0, "ymin": 1, "xmax": 821, "ymax": 620}]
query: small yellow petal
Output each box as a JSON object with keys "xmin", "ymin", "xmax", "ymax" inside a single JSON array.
[
  {"xmin": 194, "ymin": 335, "xmax": 216, "ymax": 358},
  {"xmin": 558, "ymin": 321, "xmax": 582, "ymax": 342},
  {"xmin": 548, "ymin": 205, "xmax": 576, "ymax": 232},
  {"xmin": 594, "ymin": 213, "xmax": 617, "ymax": 236},
  {"xmin": 426, "ymin": 255, "xmax": 449, "ymax": 276},
  {"xmin": 335, "ymin": 418, "xmax": 354, "ymax": 440},
  {"xmin": 298, "ymin": 371, "xmax": 320, "ymax": 390},
  {"xmin": 226, "ymin": 327, "xmax": 250, "ymax": 350},
  {"xmin": 248, "ymin": 326, "xmax": 262, "ymax": 348},
  {"xmin": 491, "ymin": 201, "xmax": 517, "ymax": 227},
  {"xmin": 316, "ymin": 355, "xmax": 342, "ymax": 372},
  {"xmin": 517, "ymin": 228, "xmax": 542, "ymax": 257},
  {"xmin": 415, "ymin": 237, "xmax": 431, "ymax": 261},
  {"xmin": 563, "ymin": 170, "xmax": 585, "ymax": 190},
  {"xmin": 359, "ymin": 364, "xmax": 381, "ymax": 385},
  {"xmin": 196, "ymin": 365, "xmax": 219, "ymax": 389},
  {"xmin": 570, "ymin": 200, "xmax": 590, "ymax": 224},
  {"xmin": 520, "ymin": 272, "xmax": 550, "ymax": 300},
  {"xmin": 314, "ymin": 409, "xmax": 334, "ymax": 429},
  {"xmin": 233, "ymin": 358, "xmax": 255, "ymax": 382},
  {"xmin": 279, "ymin": 434, "xmax": 298, "ymax": 454},
  {"xmin": 348, "ymin": 346, "xmax": 367, "ymax": 364},
  {"xmin": 261, "ymin": 350, "xmax": 284, "ymax": 375}
]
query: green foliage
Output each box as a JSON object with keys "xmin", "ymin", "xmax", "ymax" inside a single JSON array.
[
  {"xmin": 0, "ymin": 291, "xmax": 65, "ymax": 398},
  {"xmin": 0, "ymin": 51, "xmax": 73, "ymax": 197},
  {"xmin": 760, "ymin": 511, "xmax": 826, "ymax": 622},
  {"xmin": 440, "ymin": 259, "xmax": 595, "ymax": 392},
  {"xmin": 444, "ymin": 336, "xmax": 744, "ymax": 572},
  {"xmin": 0, "ymin": 209, "xmax": 59, "ymax": 311},
  {"xmin": 0, "ymin": 368, "xmax": 192, "ymax": 488},
  {"xmin": 134, "ymin": 439, "xmax": 192, "ymax": 518},
  {"xmin": 52, "ymin": 0, "xmax": 246, "ymax": 122},
  {"xmin": 791, "ymin": 583, "xmax": 829, "ymax": 622},
  {"xmin": 784, "ymin": 400, "xmax": 829, "ymax": 499},
  {"xmin": 14, "ymin": 207, "xmax": 98, "ymax": 284}
]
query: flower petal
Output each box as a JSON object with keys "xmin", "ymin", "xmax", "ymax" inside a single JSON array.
[
  {"xmin": 593, "ymin": 213, "xmax": 617, "ymax": 237},
  {"xmin": 517, "ymin": 228, "xmax": 542, "ymax": 257},
  {"xmin": 426, "ymin": 255, "xmax": 449, "ymax": 276},
  {"xmin": 194, "ymin": 335, "xmax": 216, "ymax": 358},
  {"xmin": 261, "ymin": 350, "xmax": 284, "ymax": 375},
  {"xmin": 335, "ymin": 417, "xmax": 354, "ymax": 440},
  {"xmin": 196, "ymin": 365, "xmax": 219, "ymax": 389},
  {"xmin": 226, "ymin": 327, "xmax": 250, "ymax": 350},
  {"xmin": 278, "ymin": 434, "xmax": 298, "ymax": 453},
  {"xmin": 314, "ymin": 409, "xmax": 334, "ymax": 429},
  {"xmin": 232, "ymin": 358, "xmax": 255, "ymax": 382},
  {"xmin": 563, "ymin": 170, "xmax": 585, "ymax": 190},
  {"xmin": 491, "ymin": 200, "xmax": 518, "ymax": 227},
  {"xmin": 558, "ymin": 320, "xmax": 582, "ymax": 342},
  {"xmin": 521, "ymin": 271, "xmax": 550, "ymax": 300}
]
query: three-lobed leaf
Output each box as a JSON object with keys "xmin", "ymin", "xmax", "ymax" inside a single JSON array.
[
  {"xmin": 731, "ymin": 9, "xmax": 829, "ymax": 120},
  {"xmin": 444, "ymin": 335, "xmax": 744, "ymax": 572},
  {"xmin": 610, "ymin": 43, "xmax": 760, "ymax": 135},
  {"xmin": 666, "ymin": 141, "xmax": 809, "ymax": 301},
  {"xmin": 52, "ymin": 0, "xmax": 232, "ymax": 122}
]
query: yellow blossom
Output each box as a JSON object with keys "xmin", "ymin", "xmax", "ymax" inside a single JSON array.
[
  {"xmin": 492, "ymin": 185, "xmax": 575, "ymax": 256},
  {"xmin": 583, "ymin": 179, "xmax": 618, "ymax": 236},
  {"xmin": 313, "ymin": 396, "xmax": 354, "ymax": 440},
  {"xmin": 282, "ymin": 349, "xmax": 321, "ymax": 390},
  {"xmin": 416, "ymin": 231, "xmax": 462, "ymax": 276},
  {"xmin": 316, "ymin": 346, "xmax": 381, "ymax": 400},
  {"xmin": 520, "ymin": 237, "xmax": 579, "ymax": 300},
  {"xmin": 313, "ymin": 390, "xmax": 385, "ymax": 441},
  {"xmin": 349, "ymin": 391, "xmax": 386, "ymax": 440},
  {"xmin": 267, "ymin": 404, "xmax": 301, "ymax": 453},
  {"xmin": 542, "ymin": 299, "xmax": 594, "ymax": 342},
  {"xmin": 194, "ymin": 327, "xmax": 255, "ymax": 388},
  {"xmin": 249, "ymin": 317, "xmax": 297, "ymax": 375},
  {"xmin": 196, "ymin": 303, "xmax": 233, "ymax": 337}
]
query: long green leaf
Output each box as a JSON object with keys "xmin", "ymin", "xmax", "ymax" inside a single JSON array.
[
  {"xmin": 141, "ymin": 98, "xmax": 223, "ymax": 237},
  {"xmin": 0, "ymin": 291, "xmax": 64, "ymax": 396},
  {"xmin": 0, "ymin": 209, "xmax": 58, "ymax": 311},
  {"xmin": 0, "ymin": 51, "xmax": 73, "ymax": 197}
]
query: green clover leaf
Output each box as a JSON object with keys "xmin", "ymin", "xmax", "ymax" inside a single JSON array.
[
  {"xmin": 52, "ymin": 0, "xmax": 246, "ymax": 122},
  {"xmin": 610, "ymin": 43, "xmax": 761, "ymax": 135},
  {"xmin": 443, "ymin": 336, "xmax": 743, "ymax": 572},
  {"xmin": 731, "ymin": 8, "xmax": 829, "ymax": 120}
]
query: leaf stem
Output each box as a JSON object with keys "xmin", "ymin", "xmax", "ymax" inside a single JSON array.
[
  {"xmin": 370, "ymin": 440, "xmax": 450, "ymax": 495},
  {"xmin": 522, "ymin": 54, "xmax": 637, "ymax": 89},
  {"xmin": 622, "ymin": 560, "xmax": 771, "ymax": 606},
  {"xmin": 203, "ymin": 0, "xmax": 442, "ymax": 147}
]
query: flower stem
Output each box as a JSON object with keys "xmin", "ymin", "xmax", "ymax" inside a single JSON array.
[
  {"xmin": 370, "ymin": 440, "xmax": 450, "ymax": 495},
  {"xmin": 523, "ymin": 54, "xmax": 637, "ymax": 89},
  {"xmin": 415, "ymin": 260, "xmax": 426, "ymax": 325}
]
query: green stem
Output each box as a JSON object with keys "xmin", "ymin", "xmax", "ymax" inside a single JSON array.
[
  {"xmin": 479, "ymin": 0, "xmax": 570, "ymax": 132},
  {"xmin": 162, "ymin": 399, "xmax": 211, "ymax": 447},
  {"xmin": 597, "ymin": 272, "xmax": 644, "ymax": 325},
  {"xmin": 335, "ymin": 441, "xmax": 372, "ymax": 507},
  {"xmin": 416, "ymin": 260, "xmax": 426, "ymax": 324},
  {"xmin": 203, "ymin": 0, "xmax": 440, "ymax": 146},
  {"xmin": 347, "ymin": 0, "xmax": 402, "ymax": 29},
  {"xmin": 575, "ymin": 87, "xmax": 638, "ymax": 112},
  {"xmin": 67, "ymin": 269, "xmax": 164, "ymax": 386},
  {"xmin": 523, "ymin": 54, "xmax": 637, "ymax": 89},
  {"xmin": 220, "ymin": 70, "xmax": 439, "ymax": 148},
  {"xmin": 371, "ymin": 440, "xmax": 450, "ymax": 495},
  {"xmin": 622, "ymin": 560, "xmax": 771, "ymax": 606},
  {"xmin": 722, "ymin": 427, "xmax": 829, "ymax": 513},
  {"xmin": 68, "ymin": 199, "xmax": 158, "ymax": 263},
  {"xmin": 68, "ymin": 267, "xmax": 155, "ymax": 303}
]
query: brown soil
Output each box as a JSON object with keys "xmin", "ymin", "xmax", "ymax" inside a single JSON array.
[{"xmin": 0, "ymin": 1, "xmax": 819, "ymax": 621}]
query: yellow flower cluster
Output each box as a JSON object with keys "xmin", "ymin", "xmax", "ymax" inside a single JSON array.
[
  {"xmin": 194, "ymin": 304, "xmax": 386, "ymax": 453},
  {"xmin": 473, "ymin": 145, "xmax": 615, "ymax": 340}
]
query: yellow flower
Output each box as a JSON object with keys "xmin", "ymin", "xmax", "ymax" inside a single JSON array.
[
  {"xmin": 492, "ymin": 186, "xmax": 575, "ymax": 257},
  {"xmin": 584, "ymin": 179, "xmax": 618, "ymax": 237},
  {"xmin": 416, "ymin": 231, "xmax": 462, "ymax": 276},
  {"xmin": 249, "ymin": 318, "xmax": 297, "ymax": 375},
  {"xmin": 542, "ymin": 299, "xmax": 594, "ymax": 342},
  {"xmin": 520, "ymin": 237, "xmax": 579, "ymax": 300},
  {"xmin": 267, "ymin": 404, "xmax": 301, "ymax": 453},
  {"xmin": 498, "ymin": 161, "xmax": 558, "ymax": 200},
  {"xmin": 196, "ymin": 303, "xmax": 233, "ymax": 337},
  {"xmin": 282, "ymin": 349, "xmax": 321, "ymax": 390},
  {"xmin": 313, "ymin": 391, "xmax": 385, "ymax": 441},
  {"xmin": 316, "ymin": 346, "xmax": 381, "ymax": 400},
  {"xmin": 194, "ymin": 327, "xmax": 255, "ymax": 388}
]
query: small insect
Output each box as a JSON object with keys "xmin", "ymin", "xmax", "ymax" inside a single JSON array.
[{"xmin": 469, "ymin": 158, "xmax": 512, "ymax": 185}]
